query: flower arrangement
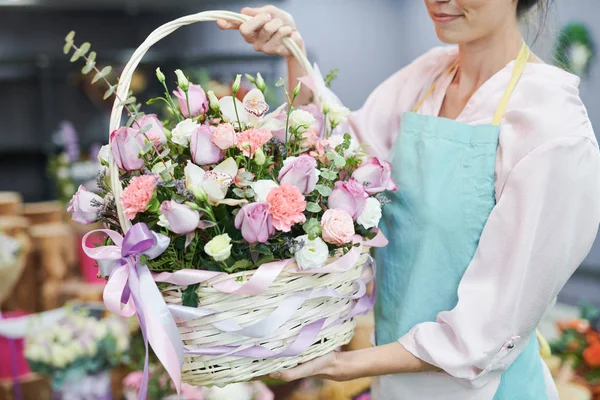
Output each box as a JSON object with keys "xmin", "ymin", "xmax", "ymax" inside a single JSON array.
[
  {"xmin": 63, "ymin": 10, "xmax": 394, "ymax": 391},
  {"xmin": 549, "ymin": 304, "xmax": 600, "ymax": 397},
  {"xmin": 24, "ymin": 308, "xmax": 130, "ymax": 388},
  {"xmin": 123, "ymin": 370, "xmax": 273, "ymax": 400},
  {"xmin": 65, "ymin": 32, "xmax": 395, "ymax": 282}
]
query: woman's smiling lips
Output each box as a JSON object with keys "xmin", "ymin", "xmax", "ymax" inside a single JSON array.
[{"xmin": 431, "ymin": 12, "xmax": 464, "ymax": 23}]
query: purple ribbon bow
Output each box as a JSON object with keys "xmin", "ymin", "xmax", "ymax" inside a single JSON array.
[{"xmin": 82, "ymin": 223, "xmax": 183, "ymax": 400}]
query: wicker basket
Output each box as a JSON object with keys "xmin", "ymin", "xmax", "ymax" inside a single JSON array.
[{"xmin": 108, "ymin": 11, "xmax": 375, "ymax": 387}]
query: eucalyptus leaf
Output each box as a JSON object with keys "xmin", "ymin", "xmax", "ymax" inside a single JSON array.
[
  {"xmin": 245, "ymin": 188, "xmax": 255, "ymax": 198},
  {"xmin": 333, "ymin": 154, "xmax": 347, "ymax": 168},
  {"xmin": 103, "ymin": 85, "xmax": 116, "ymax": 100},
  {"xmin": 87, "ymin": 51, "xmax": 96, "ymax": 63},
  {"xmin": 63, "ymin": 41, "xmax": 72, "ymax": 55},
  {"xmin": 316, "ymin": 184, "xmax": 333, "ymax": 197},
  {"xmin": 77, "ymin": 42, "xmax": 91, "ymax": 57},
  {"xmin": 126, "ymin": 114, "xmax": 137, "ymax": 127},
  {"xmin": 141, "ymin": 141, "xmax": 154, "ymax": 154},
  {"xmin": 320, "ymin": 169, "xmax": 338, "ymax": 181},
  {"xmin": 232, "ymin": 188, "xmax": 245, "ymax": 198},
  {"xmin": 65, "ymin": 30, "xmax": 76, "ymax": 42},
  {"xmin": 306, "ymin": 202, "xmax": 322, "ymax": 213},
  {"xmin": 138, "ymin": 124, "xmax": 152, "ymax": 135},
  {"xmin": 92, "ymin": 66, "xmax": 112, "ymax": 84},
  {"xmin": 81, "ymin": 61, "xmax": 95, "ymax": 75},
  {"xmin": 158, "ymin": 148, "xmax": 170, "ymax": 159},
  {"xmin": 119, "ymin": 96, "xmax": 136, "ymax": 106}
]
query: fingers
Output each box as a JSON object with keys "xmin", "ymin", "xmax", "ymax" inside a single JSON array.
[
  {"xmin": 262, "ymin": 25, "xmax": 294, "ymax": 56},
  {"xmin": 216, "ymin": 19, "xmax": 242, "ymax": 30},
  {"xmin": 239, "ymin": 12, "xmax": 272, "ymax": 44},
  {"xmin": 254, "ymin": 18, "xmax": 284, "ymax": 49}
]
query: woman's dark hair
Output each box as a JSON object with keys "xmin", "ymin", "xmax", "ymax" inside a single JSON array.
[{"xmin": 517, "ymin": 0, "xmax": 550, "ymax": 18}]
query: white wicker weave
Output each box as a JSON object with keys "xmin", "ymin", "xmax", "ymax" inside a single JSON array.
[{"xmin": 108, "ymin": 11, "xmax": 371, "ymax": 387}]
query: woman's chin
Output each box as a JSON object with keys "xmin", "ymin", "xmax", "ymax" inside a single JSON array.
[{"xmin": 434, "ymin": 28, "xmax": 468, "ymax": 44}]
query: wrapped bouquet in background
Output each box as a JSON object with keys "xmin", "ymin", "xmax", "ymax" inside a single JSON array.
[
  {"xmin": 63, "ymin": 10, "xmax": 395, "ymax": 394},
  {"xmin": 24, "ymin": 307, "xmax": 130, "ymax": 397}
]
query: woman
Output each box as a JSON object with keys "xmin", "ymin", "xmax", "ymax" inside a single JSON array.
[{"xmin": 218, "ymin": 1, "xmax": 600, "ymax": 399}]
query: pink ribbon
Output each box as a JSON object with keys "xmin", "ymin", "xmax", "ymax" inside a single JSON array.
[{"xmin": 82, "ymin": 223, "xmax": 183, "ymax": 400}]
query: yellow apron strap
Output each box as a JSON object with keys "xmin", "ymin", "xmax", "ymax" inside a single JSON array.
[
  {"xmin": 413, "ymin": 43, "xmax": 531, "ymax": 122},
  {"xmin": 491, "ymin": 42, "xmax": 530, "ymax": 126},
  {"xmin": 412, "ymin": 60, "xmax": 459, "ymax": 113}
]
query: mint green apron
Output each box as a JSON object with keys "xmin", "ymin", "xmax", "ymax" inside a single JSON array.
[{"xmin": 374, "ymin": 44, "xmax": 548, "ymax": 399}]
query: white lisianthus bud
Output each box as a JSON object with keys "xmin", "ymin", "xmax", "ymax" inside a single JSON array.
[
  {"xmin": 357, "ymin": 197, "xmax": 383, "ymax": 229},
  {"xmin": 294, "ymin": 235, "xmax": 329, "ymax": 270},
  {"xmin": 256, "ymin": 72, "xmax": 266, "ymax": 92},
  {"xmin": 293, "ymin": 82, "xmax": 302, "ymax": 97},
  {"xmin": 325, "ymin": 103, "xmax": 350, "ymax": 128},
  {"xmin": 254, "ymin": 147, "xmax": 266, "ymax": 165},
  {"xmin": 97, "ymin": 144, "xmax": 110, "ymax": 165},
  {"xmin": 289, "ymin": 109, "xmax": 316, "ymax": 134},
  {"xmin": 175, "ymin": 69, "xmax": 189, "ymax": 91},
  {"xmin": 204, "ymin": 234, "xmax": 232, "ymax": 262},
  {"xmin": 207, "ymin": 90, "xmax": 220, "ymax": 113},
  {"xmin": 232, "ymin": 74, "xmax": 242, "ymax": 94},
  {"xmin": 155, "ymin": 67, "xmax": 166, "ymax": 83}
]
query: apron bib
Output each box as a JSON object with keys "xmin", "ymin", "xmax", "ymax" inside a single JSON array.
[{"xmin": 374, "ymin": 44, "xmax": 548, "ymax": 399}]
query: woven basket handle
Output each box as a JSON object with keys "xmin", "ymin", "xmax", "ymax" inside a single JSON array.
[{"xmin": 108, "ymin": 10, "xmax": 314, "ymax": 232}]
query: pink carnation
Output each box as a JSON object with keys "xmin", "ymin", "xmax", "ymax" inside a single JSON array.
[
  {"xmin": 120, "ymin": 175, "xmax": 157, "ymax": 220},
  {"xmin": 236, "ymin": 128, "xmax": 272, "ymax": 157},
  {"xmin": 321, "ymin": 209, "xmax": 355, "ymax": 245},
  {"xmin": 266, "ymin": 184, "xmax": 307, "ymax": 232}
]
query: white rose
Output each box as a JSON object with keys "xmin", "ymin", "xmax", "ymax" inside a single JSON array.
[
  {"xmin": 204, "ymin": 234, "xmax": 232, "ymax": 262},
  {"xmin": 205, "ymin": 383, "xmax": 253, "ymax": 400},
  {"xmin": 251, "ymin": 180, "xmax": 279, "ymax": 203},
  {"xmin": 55, "ymin": 327, "xmax": 72, "ymax": 343},
  {"xmin": 171, "ymin": 118, "xmax": 199, "ymax": 146},
  {"xmin": 357, "ymin": 197, "xmax": 382, "ymax": 229},
  {"xmin": 345, "ymin": 138, "xmax": 360, "ymax": 158},
  {"xmin": 98, "ymin": 144, "xmax": 111, "ymax": 165},
  {"xmin": 326, "ymin": 103, "xmax": 350, "ymax": 127},
  {"xmin": 289, "ymin": 109, "xmax": 316, "ymax": 133},
  {"xmin": 294, "ymin": 235, "xmax": 329, "ymax": 270},
  {"xmin": 50, "ymin": 345, "xmax": 68, "ymax": 368}
]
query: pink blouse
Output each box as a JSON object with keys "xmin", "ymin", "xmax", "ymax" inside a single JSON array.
[{"xmin": 342, "ymin": 47, "xmax": 600, "ymax": 399}]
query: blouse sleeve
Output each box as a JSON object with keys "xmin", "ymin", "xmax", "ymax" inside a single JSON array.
[{"xmin": 397, "ymin": 135, "xmax": 600, "ymax": 388}]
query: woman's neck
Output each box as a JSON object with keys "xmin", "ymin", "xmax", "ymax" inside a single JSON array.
[{"xmin": 455, "ymin": 23, "xmax": 524, "ymax": 93}]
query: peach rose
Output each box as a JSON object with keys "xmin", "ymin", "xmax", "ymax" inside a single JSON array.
[{"xmin": 321, "ymin": 209, "xmax": 355, "ymax": 245}]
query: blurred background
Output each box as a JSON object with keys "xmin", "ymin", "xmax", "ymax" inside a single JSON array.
[{"xmin": 0, "ymin": 0, "xmax": 599, "ymax": 399}]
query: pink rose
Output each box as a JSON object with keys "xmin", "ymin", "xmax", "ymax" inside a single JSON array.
[
  {"xmin": 211, "ymin": 123, "xmax": 237, "ymax": 150},
  {"xmin": 234, "ymin": 202, "xmax": 274, "ymax": 243},
  {"xmin": 267, "ymin": 184, "xmax": 307, "ymax": 232},
  {"xmin": 190, "ymin": 125, "xmax": 224, "ymax": 165},
  {"xmin": 352, "ymin": 157, "xmax": 398, "ymax": 194},
  {"xmin": 321, "ymin": 209, "xmax": 355, "ymax": 245},
  {"xmin": 120, "ymin": 175, "xmax": 157, "ymax": 220},
  {"xmin": 159, "ymin": 201, "xmax": 200, "ymax": 234},
  {"xmin": 278, "ymin": 155, "xmax": 319, "ymax": 194},
  {"xmin": 173, "ymin": 83, "xmax": 209, "ymax": 118},
  {"xmin": 109, "ymin": 127, "xmax": 145, "ymax": 171},
  {"xmin": 136, "ymin": 114, "xmax": 166, "ymax": 146},
  {"xmin": 67, "ymin": 185, "xmax": 102, "ymax": 225},
  {"xmin": 236, "ymin": 128, "xmax": 272, "ymax": 157},
  {"xmin": 328, "ymin": 179, "xmax": 369, "ymax": 220}
]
